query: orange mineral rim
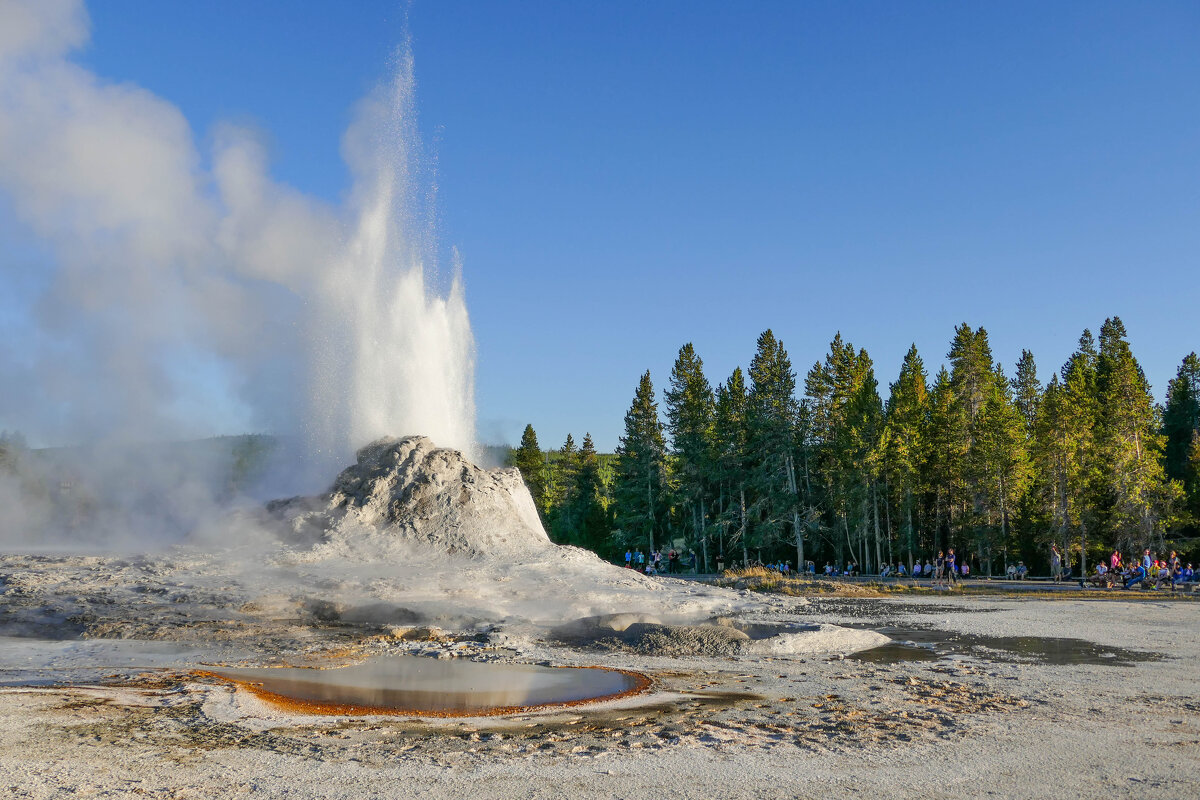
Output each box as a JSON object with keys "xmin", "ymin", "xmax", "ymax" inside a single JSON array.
[{"xmin": 196, "ymin": 664, "xmax": 653, "ymax": 718}]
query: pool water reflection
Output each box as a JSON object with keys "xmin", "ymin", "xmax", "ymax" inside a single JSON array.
[{"xmin": 210, "ymin": 656, "xmax": 649, "ymax": 716}]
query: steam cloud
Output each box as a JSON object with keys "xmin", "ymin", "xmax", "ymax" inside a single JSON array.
[{"xmin": 0, "ymin": 1, "xmax": 476, "ymax": 471}]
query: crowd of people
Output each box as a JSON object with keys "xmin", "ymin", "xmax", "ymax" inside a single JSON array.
[
  {"xmin": 1079, "ymin": 548, "xmax": 1195, "ymax": 590},
  {"xmin": 620, "ymin": 544, "xmax": 1195, "ymax": 591},
  {"xmin": 622, "ymin": 547, "xmax": 697, "ymax": 575},
  {"xmin": 872, "ymin": 549, "xmax": 970, "ymax": 588}
]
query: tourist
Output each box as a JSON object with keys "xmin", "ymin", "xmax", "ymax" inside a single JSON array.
[
  {"xmin": 635, "ymin": 550, "xmax": 645, "ymax": 569},
  {"xmin": 1080, "ymin": 561, "xmax": 1107, "ymax": 589},
  {"xmin": 1016, "ymin": 562, "xmax": 1028, "ymax": 579},
  {"xmin": 1182, "ymin": 564, "xmax": 1195, "ymax": 583},
  {"xmin": 624, "ymin": 550, "xmax": 632, "ymax": 569},
  {"xmin": 934, "ymin": 551, "xmax": 946, "ymax": 588},
  {"xmin": 1156, "ymin": 563, "xmax": 1175, "ymax": 590},
  {"xmin": 1123, "ymin": 562, "xmax": 1147, "ymax": 590},
  {"xmin": 912, "ymin": 561, "xmax": 922, "ymax": 578},
  {"xmin": 946, "ymin": 548, "xmax": 958, "ymax": 586},
  {"xmin": 1051, "ymin": 544, "xmax": 1062, "ymax": 582},
  {"xmin": 961, "ymin": 562, "xmax": 969, "ymax": 579},
  {"xmin": 924, "ymin": 559, "xmax": 933, "ymax": 578},
  {"xmin": 1110, "ymin": 549, "xmax": 1122, "ymax": 571},
  {"xmin": 897, "ymin": 562, "xmax": 907, "ymax": 577}
]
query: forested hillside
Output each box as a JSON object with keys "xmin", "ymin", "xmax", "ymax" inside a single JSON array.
[{"xmin": 512, "ymin": 318, "xmax": 1200, "ymax": 575}]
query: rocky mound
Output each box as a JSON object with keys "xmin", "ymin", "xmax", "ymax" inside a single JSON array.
[{"xmin": 262, "ymin": 436, "xmax": 551, "ymax": 558}]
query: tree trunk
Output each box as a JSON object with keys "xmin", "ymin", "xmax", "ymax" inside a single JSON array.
[
  {"xmin": 906, "ymin": 489, "xmax": 915, "ymax": 572},
  {"xmin": 935, "ymin": 486, "xmax": 943, "ymax": 554},
  {"xmin": 872, "ymin": 482, "xmax": 882, "ymax": 574},
  {"xmin": 786, "ymin": 454, "xmax": 805, "ymax": 572},
  {"xmin": 998, "ymin": 472, "xmax": 1007, "ymax": 579},
  {"xmin": 646, "ymin": 466, "xmax": 655, "ymax": 553},
  {"xmin": 718, "ymin": 484, "xmax": 726, "ymax": 566},
  {"xmin": 740, "ymin": 486, "xmax": 749, "ymax": 568},
  {"xmin": 1080, "ymin": 516, "xmax": 1087, "ymax": 578},
  {"xmin": 883, "ymin": 480, "xmax": 893, "ymax": 565},
  {"xmin": 842, "ymin": 514, "xmax": 852, "ymax": 567}
]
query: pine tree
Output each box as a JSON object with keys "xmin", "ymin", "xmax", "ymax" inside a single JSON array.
[
  {"xmin": 970, "ymin": 368, "xmax": 1032, "ymax": 574},
  {"xmin": 747, "ymin": 330, "xmax": 803, "ymax": 567},
  {"xmin": 1163, "ymin": 353, "xmax": 1200, "ymax": 529},
  {"xmin": 1006, "ymin": 352, "xmax": 1044, "ymax": 571},
  {"xmin": 613, "ymin": 371, "xmax": 668, "ymax": 553},
  {"xmin": 805, "ymin": 334, "xmax": 881, "ymax": 570},
  {"xmin": 712, "ymin": 367, "xmax": 749, "ymax": 567},
  {"xmin": 573, "ymin": 433, "xmax": 611, "ymax": 553},
  {"xmin": 1095, "ymin": 317, "xmax": 1176, "ymax": 554},
  {"xmin": 664, "ymin": 343, "xmax": 715, "ymax": 569},
  {"xmin": 512, "ymin": 424, "xmax": 549, "ymax": 517},
  {"xmin": 1032, "ymin": 331, "xmax": 1100, "ymax": 574},
  {"xmin": 948, "ymin": 323, "xmax": 998, "ymax": 422},
  {"xmin": 1031, "ymin": 375, "xmax": 1071, "ymax": 568},
  {"xmin": 1011, "ymin": 350, "xmax": 1042, "ymax": 436},
  {"xmin": 947, "ymin": 324, "xmax": 1002, "ymax": 556},
  {"xmin": 844, "ymin": 349, "xmax": 884, "ymax": 572},
  {"xmin": 881, "ymin": 344, "xmax": 928, "ymax": 566},
  {"xmin": 923, "ymin": 366, "xmax": 967, "ymax": 555},
  {"xmin": 549, "ymin": 434, "xmax": 581, "ymax": 543}
]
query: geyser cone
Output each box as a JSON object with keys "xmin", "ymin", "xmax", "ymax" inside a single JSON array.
[{"xmin": 264, "ymin": 436, "xmax": 547, "ymax": 558}]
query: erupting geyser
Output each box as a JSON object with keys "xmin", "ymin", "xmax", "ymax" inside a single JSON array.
[
  {"xmin": 304, "ymin": 49, "xmax": 475, "ymax": 473},
  {"xmin": 0, "ymin": 2, "xmax": 474, "ymax": 501}
]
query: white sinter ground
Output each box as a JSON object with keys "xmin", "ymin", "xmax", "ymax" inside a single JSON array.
[{"xmin": 0, "ymin": 440, "xmax": 1196, "ymax": 799}]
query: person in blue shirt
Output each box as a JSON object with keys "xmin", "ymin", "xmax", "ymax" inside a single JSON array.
[
  {"xmin": 1124, "ymin": 563, "xmax": 1147, "ymax": 590},
  {"xmin": 1181, "ymin": 564, "xmax": 1194, "ymax": 583}
]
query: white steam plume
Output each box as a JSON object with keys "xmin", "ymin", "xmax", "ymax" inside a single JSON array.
[{"xmin": 0, "ymin": 0, "xmax": 476, "ymax": 481}]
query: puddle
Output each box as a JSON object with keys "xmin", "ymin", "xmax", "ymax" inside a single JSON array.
[
  {"xmin": 208, "ymin": 655, "xmax": 650, "ymax": 717},
  {"xmin": 850, "ymin": 642, "xmax": 940, "ymax": 663},
  {"xmin": 848, "ymin": 627, "xmax": 1160, "ymax": 666}
]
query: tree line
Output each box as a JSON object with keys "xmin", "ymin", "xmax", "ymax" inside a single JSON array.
[{"xmin": 512, "ymin": 317, "xmax": 1200, "ymax": 576}]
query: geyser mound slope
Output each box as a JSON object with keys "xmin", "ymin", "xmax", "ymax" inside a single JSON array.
[
  {"xmin": 248, "ymin": 435, "xmax": 755, "ymax": 629},
  {"xmin": 263, "ymin": 436, "xmax": 549, "ymax": 559}
]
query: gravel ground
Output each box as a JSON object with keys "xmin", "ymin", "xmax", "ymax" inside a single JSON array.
[{"xmin": 0, "ymin": 556, "xmax": 1196, "ymax": 799}]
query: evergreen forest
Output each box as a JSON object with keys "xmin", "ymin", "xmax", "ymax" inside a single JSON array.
[{"xmin": 511, "ymin": 318, "xmax": 1200, "ymax": 576}]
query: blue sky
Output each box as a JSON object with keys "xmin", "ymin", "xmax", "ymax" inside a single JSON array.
[{"xmin": 12, "ymin": 1, "xmax": 1200, "ymax": 451}]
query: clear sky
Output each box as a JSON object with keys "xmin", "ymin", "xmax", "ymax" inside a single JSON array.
[{"xmin": 6, "ymin": 1, "xmax": 1200, "ymax": 452}]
